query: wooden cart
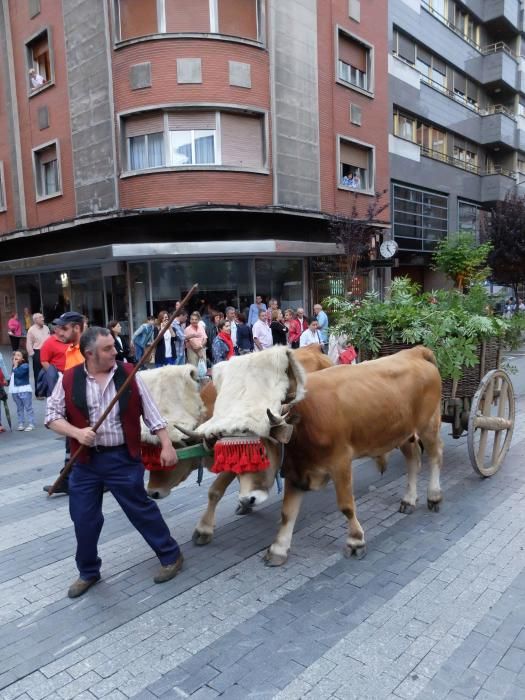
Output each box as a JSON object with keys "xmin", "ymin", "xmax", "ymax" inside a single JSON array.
[{"xmin": 361, "ymin": 338, "xmax": 515, "ymax": 477}]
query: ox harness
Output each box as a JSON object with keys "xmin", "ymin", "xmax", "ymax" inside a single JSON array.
[{"xmin": 211, "ymin": 436, "xmax": 270, "ymax": 475}]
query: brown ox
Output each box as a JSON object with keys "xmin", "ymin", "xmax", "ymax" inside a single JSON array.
[
  {"xmin": 146, "ymin": 345, "xmax": 332, "ymax": 543},
  {"xmin": 196, "ymin": 345, "xmax": 443, "ymax": 564}
]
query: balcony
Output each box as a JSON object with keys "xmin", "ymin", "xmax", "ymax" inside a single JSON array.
[
  {"xmin": 420, "ymin": 145, "xmax": 481, "ymax": 175},
  {"xmin": 482, "ymin": 0, "xmax": 521, "ymax": 33},
  {"xmin": 477, "ymin": 46, "xmax": 518, "ymax": 91},
  {"xmin": 481, "ymin": 166, "xmax": 517, "ymax": 203},
  {"xmin": 480, "ymin": 109, "xmax": 517, "ymax": 149}
]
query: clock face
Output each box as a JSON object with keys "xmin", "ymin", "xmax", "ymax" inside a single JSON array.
[{"xmin": 380, "ymin": 240, "xmax": 398, "ymax": 258}]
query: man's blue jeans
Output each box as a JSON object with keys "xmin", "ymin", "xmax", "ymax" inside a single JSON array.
[{"xmin": 69, "ymin": 448, "xmax": 180, "ymax": 580}]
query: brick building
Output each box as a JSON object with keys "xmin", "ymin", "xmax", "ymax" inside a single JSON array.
[{"xmin": 0, "ymin": 0, "xmax": 389, "ymax": 339}]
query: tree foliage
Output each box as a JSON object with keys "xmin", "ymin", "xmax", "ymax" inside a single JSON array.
[
  {"xmin": 484, "ymin": 191, "xmax": 525, "ymax": 301},
  {"xmin": 328, "ymin": 190, "xmax": 388, "ymax": 289},
  {"xmin": 431, "ymin": 232, "xmax": 492, "ymax": 292}
]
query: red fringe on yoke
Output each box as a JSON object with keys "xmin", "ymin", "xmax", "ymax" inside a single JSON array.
[
  {"xmin": 141, "ymin": 443, "xmax": 177, "ymax": 472},
  {"xmin": 211, "ymin": 438, "xmax": 270, "ymax": 474}
]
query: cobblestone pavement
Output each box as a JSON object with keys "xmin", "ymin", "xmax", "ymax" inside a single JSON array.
[{"xmin": 0, "ymin": 350, "xmax": 524, "ymax": 699}]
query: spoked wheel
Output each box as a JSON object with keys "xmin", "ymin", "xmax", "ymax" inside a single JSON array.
[{"xmin": 467, "ymin": 369, "xmax": 515, "ymax": 477}]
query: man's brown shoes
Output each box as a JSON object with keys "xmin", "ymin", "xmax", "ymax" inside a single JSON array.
[
  {"xmin": 67, "ymin": 576, "xmax": 100, "ymax": 599},
  {"xmin": 154, "ymin": 553, "xmax": 184, "ymax": 583}
]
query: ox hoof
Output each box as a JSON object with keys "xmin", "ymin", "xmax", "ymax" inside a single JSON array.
[
  {"xmin": 235, "ymin": 503, "xmax": 253, "ymax": 516},
  {"xmin": 427, "ymin": 500, "xmax": 441, "ymax": 512},
  {"xmin": 399, "ymin": 501, "xmax": 415, "ymax": 514},
  {"xmin": 343, "ymin": 543, "xmax": 367, "ymax": 560},
  {"xmin": 192, "ymin": 530, "xmax": 213, "ymax": 546},
  {"xmin": 263, "ymin": 549, "xmax": 288, "ymax": 567}
]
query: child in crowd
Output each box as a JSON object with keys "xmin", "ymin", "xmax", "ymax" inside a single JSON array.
[{"xmin": 9, "ymin": 349, "xmax": 35, "ymax": 431}]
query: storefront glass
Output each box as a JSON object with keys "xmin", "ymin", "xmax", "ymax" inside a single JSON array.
[
  {"xmin": 255, "ymin": 259, "xmax": 304, "ymax": 310},
  {"xmin": 15, "ymin": 274, "xmax": 42, "ymax": 323},
  {"xmin": 129, "ymin": 262, "xmax": 151, "ymax": 330},
  {"xmin": 70, "ymin": 268, "xmax": 105, "ymax": 326},
  {"xmin": 150, "ymin": 259, "xmax": 253, "ymax": 318},
  {"xmin": 41, "ymin": 271, "xmax": 71, "ymax": 322}
]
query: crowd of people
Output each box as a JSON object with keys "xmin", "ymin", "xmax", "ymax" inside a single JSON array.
[{"xmin": 0, "ymin": 298, "xmax": 331, "ymax": 436}]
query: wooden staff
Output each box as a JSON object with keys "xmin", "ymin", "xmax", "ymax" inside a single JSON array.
[{"xmin": 47, "ymin": 283, "xmax": 199, "ymax": 496}]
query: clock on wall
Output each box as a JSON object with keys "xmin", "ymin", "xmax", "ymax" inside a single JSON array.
[{"xmin": 379, "ymin": 240, "xmax": 398, "ymax": 259}]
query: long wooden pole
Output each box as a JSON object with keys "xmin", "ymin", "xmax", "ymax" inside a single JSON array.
[{"xmin": 47, "ymin": 283, "xmax": 199, "ymax": 496}]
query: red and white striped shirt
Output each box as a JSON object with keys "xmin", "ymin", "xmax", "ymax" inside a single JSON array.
[{"xmin": 45, "ymin": 364, "xmax": 166, "ymax": 447}]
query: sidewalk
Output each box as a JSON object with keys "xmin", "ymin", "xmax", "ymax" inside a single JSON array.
[{"xmin": 0, "ymin": 347, "xmax": 524, "ymax": 699}]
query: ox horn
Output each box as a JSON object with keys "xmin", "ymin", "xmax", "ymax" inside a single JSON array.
[
  {"xmin": 173, "ymin": 423, "xmax": 202, "ymax": 442},
  {"xmin": 267, "ymin": 408, "xmax": 290, "ymax": 425}
]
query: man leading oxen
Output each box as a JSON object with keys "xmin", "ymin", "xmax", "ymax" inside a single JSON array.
[{"xmin": 191, "ymin": 345, "xmax": 443, "ymax": 565}]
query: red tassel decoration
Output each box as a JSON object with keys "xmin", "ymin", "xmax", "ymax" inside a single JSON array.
[
  {"xmin": 211, "ymin": 438, "xmax": 270, "ymax": 474},
  {"xmin": 141, "ymin": 443, "xmax": 178, "ymax": 472}
]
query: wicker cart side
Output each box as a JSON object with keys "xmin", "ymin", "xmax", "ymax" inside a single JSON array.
[{"xmin": 359, "ymin": 338, "xmax": 503, "ymax": 400}]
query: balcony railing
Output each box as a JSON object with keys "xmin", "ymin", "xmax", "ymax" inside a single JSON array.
[
  {"xmin": 480, "ymin": 103, "xmax": 517, "ymax": 119},
  {"xmin": 480, "ymin": 41, "xmax": 517, "ymax": 58},
  {"xmin": 421, "ymin": 1, "xmax": 481, "ymax": 50},
  {"xmin": 420, "ymin": 145, "xmax": 481, "ymax": 173},
  {"xmin": 485, "ymin": 165, "xmax": 515, "ymax": 177}
]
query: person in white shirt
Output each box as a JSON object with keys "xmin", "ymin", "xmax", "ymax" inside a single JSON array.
[
  {"xmin": 299, "ymin": 319, "xmax": 322, "ymax": 348},
  {"xmin": 225, "ymin": 306, "xmax": 238, "ymax": 352},
  {"xmin": 252, "ymin": 309, "xmax": 273, "ymax": 351},
  {"xmin": 29, "ymin": 68, "xmax": 45, "ymax": 89}
]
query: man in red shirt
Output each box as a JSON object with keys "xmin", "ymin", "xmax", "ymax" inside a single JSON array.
[{"xmin": 42, "ymin": 312, "xmax": 85, "ymax": 496}]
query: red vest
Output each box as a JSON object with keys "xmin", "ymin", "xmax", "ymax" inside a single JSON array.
[{"xmin": 62, "ymin": 362, "xmax": 142, "ymax": 463}]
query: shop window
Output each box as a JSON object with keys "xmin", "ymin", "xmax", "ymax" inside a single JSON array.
[
  {"xmin": 338, "ymin": 30, "xmax": 372, "ymax": 93},
  {"xmin": 165, "ymin": 0, "xmax": 210, "ymax": 32},
  {"xmin": 26, "ymin": 29, "xmax": 52, "ymax": 92},
  {"xmin": 339, "ymin": 138, "xmax": 373, "ymax": 191},
  {"xmin": 458, "ymin": 200, "xmax": 483, "ymax": 237},
  {"xmin": 393, "ymin": 183, "xmax": 448, "ymax": 252},
  {"xmin": 117, "ymin": 0, "xmax": 158, "ymax": 40},
  {"xmin": 0, "ymin": 162, "xmax": 6, "ymax": 211},
  {"xmin": 33, "ymin": 141, "xmax": 61, "ymax": 200},
  {"xmin": 220, "ymin": 113, "xmax": 264, "ymax": 169}
]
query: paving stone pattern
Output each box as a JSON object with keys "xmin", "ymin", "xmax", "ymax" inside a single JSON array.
[{"xmin": 0, "ymin": 350, "xmax": 524, "ymax": 699}]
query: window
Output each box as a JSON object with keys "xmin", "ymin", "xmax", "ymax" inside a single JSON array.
[
  {"xmin": 424, "ymin": 0, "xmax": 480, "ymax": 47},
  {"xmin": 0, "ymin": 162, "xmax": 6, "ymax": 211},
  {"xmin": 33, "ymin": 141, "xmax": 61, "ymax": 199},
  {"xmin": 453, "ymin": 137, "xmax": 478, "ymax": 172},
  {"xmin": 339, "ymin": 138, "xmax": 373, "ymax": 191},
  {"xmin": 394, "ymin": 110, "xmax": 447, "ymax": 157},
  {"xmin": 338, "ymin": 31, "xmax": 372, "ymax": 93},
  {"xmin": 394, "ymin": 111, "xmax": 415, "ymax": 141},
  {"xmin": 458, "ymin": 200, "xmax": 483, "ymax": 237},
  {"xmin": 393, "ymin": 30, "xmax": 416, "ymax": 65},
  {"xmin": 26, "ymin": 29, "xmax": 53, "ymax": 92},
  {"xmin": 393, "ymin": 183, "xmax": 448, "ymax": 252},
  {"xmin": 124, "ymin": 110, "xmax": 265, "ymax": 172},
  {"xmin": 217, "ymin": 0, "xmax": 258, "ymax": 40},
  {"xmin": 117, "ymin": 0, "xmax": 158, "ymax": 40},
  {"xmin": 117, "ymin": 0, "xmax": 262, "ymax": 42}
]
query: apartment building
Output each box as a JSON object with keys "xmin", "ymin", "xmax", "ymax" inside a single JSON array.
[
  {"xmin": 389, "ymin": 0, "xmax": 525, "ymax": 286},
  {"xmin": 0, "ymin": 0, "xmax": 389, "ymax": 339}
]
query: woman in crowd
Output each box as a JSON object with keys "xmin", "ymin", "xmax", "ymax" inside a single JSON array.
[
  {"xmin": 153, "ymin": 311, "xmax": 176, "ymax": 367},
  {"xmin": 184, "ymin": 311, "xmax": 208, "ymax": 367},
  {"xmin": 235, "ymin": 313, "xmax": 253, "ymax": 354},
  {"xmin": 108, "ymin": 320, "xmax": 132, "ymax": 362},
  {"xmin": 132, "ymin": 316, "xmax": 154, "ymax": 365},
  {"xmin": 270, "ymin": 309, "xmax": 288, "ymax": 346},
  {"xmin": 212, "ymin": 320, "xmax": 234, "ymax": 364},
  {"xmin": 284, "ymin": 309, "xmax": 302, "ymax": 349},
  {"xmin": 7, "ymin": 312, "xmax": 23, "ymax": 351},
  {"xmin": 205, "ymin": 311, "xmax": 223, "ymax": 364}
]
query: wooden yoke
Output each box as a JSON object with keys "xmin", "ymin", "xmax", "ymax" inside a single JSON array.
[{"xmin": 47, "ymin": 283, "xmax": 199, "ymax": 496}]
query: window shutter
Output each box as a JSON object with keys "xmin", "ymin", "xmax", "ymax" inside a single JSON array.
[
  {"xmin": 339, "ymin": 34, "xmax": 367, "ymax": 71},
  {"xmin": 433, "ymin": 56, "xmax": 446, "ymax": 75},
  {"xmin": 168, "ymin": 112, "xmax": 216, "ymax": 130},
  {"xmin": 397, "ymin": 33, "xmax": 415, "ymax": 64},
  {"xmin": 454, "ymin": 72, "xmax": 466, "ymax": 93},
  {"xmin": 119, "ymin": 0, "xmax": 157, "ymax": 40},
  {"xmin": 221, "ymin": 113, "xmax": 263, "ymax": 168},
  {"xmin": 38, "ymin": 144, "xmax": 57, "ymax": 164},
  {"xmin": 165, "ymin": 0, "xmax": 210, "ymax": 32},
  {"xmin": 417, "ymin": 47, "xmax": 432, "ymax": 66},
  {"xmin": 218, "ymin": 0, "xmax": 258, "ymax": 40},
  {"xmin": 126, "ymin": 113, "xmax": 164, "ymax": 137},
  {"xmin": 340, "ymin": 141, "xmax": 369, "ymax": 169},
  {"xmin": 467, "ymin": 80, "xmax": 478, "ymax": 100}
]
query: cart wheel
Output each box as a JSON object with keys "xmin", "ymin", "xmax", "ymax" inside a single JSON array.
[{"xmin": 467, "ymin": 369, "xmax": 515, "ymax": 477}]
